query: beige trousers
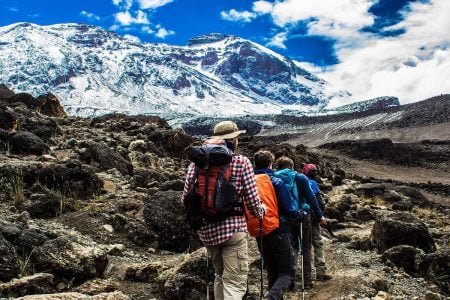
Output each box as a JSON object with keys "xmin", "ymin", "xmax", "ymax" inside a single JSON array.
[{"xmin": 206, "ymin": 232, "xmax": 248, "ymax": 300}]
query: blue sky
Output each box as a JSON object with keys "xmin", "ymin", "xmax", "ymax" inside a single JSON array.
[{"xmin": 1, "ymin": 0, "xmax": 449, "ymax": 105}]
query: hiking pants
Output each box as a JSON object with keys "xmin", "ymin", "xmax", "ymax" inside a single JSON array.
[
  {"xmin": 207, "ymin": 232, "xmax": 248, "ymax": 300},
  {"xmin": 311, "ymin": 221, "xmax": 326, "ymax": 276},
  {"xmin": 290, "ymin": 215, "xmax": 312, "ymax": 281},
  {"xmin": 257, "ymin": 230, "xmax": 295, "ymax": 300}
]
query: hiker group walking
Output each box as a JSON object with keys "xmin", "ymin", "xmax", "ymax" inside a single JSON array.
[{"xmin": 182, "ymin": 121, "xmax": 332, "ymax": 300}]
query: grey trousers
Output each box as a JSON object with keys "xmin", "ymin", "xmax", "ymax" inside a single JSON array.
[
  {"xmin": 206, "ymin": 232, "xmax": 248, "ymax": 300},
  {"xmin": 311, "ymin": 221, "xmax": 326, "ymax": 275}
]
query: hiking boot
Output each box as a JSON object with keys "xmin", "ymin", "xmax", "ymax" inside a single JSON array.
[
  {"xmin": 304, "ymin": 280, "xmax": 314, "ymax": 289},
  {"xmin": 316, "ymin": 273, "xmax": 333, "ymax": 281}
]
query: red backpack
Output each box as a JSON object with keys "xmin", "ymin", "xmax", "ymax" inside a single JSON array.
[
  {"xmin": 245, "ymin": 174, "xmax": 279, "ymax": 237},
  {"xmin": 183, "ymin": 139, "xmax": 242, "ymax": 229}
]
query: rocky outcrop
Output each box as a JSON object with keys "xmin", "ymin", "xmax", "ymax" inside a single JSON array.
[
  {"xmin": 32, "ymin": 233, "xmax": 109, "ymax": 282},
  {"xmin": 78, "ymin": 141, "xmax": 133, "ymax": 176},
  {"xmin": 36, "ymin": 93, "xmax": 67, "ymax": 118},
  {"xmin": 162, "ymin": 247, "xmax": 214, "ymax": 299},
  {"xmin": 371, "ymin": 212, "xmax": 436, "ymax": 253},
  {"xmin": 381, "ymin": 245, "xmax": 424, "ymax": 275},
  {"xmin": 8, "ymin": 131, "xmax": 50, "ymax": 155},
  {"xmin": 0, "ymin": 234, "xmax": 19, "ymax": 282},
  {"xmin": 143, "ymin": 191, "xmax": 201, "ymax": 252},
  {"xmin": 0, "ymin": 273, "xmax": 55, "ymax": 297},
  {"xmin": 16, "ymin": 291, "xmax": 131, "ymax": 300}
]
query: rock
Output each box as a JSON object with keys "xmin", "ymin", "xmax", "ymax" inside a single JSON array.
[
  {"xmin": 36, "ymin": 93, "xmax": 67, "ymax": 117},
  {"xmin": 162, "ymin": 247, "xmax": 214, "ymax": 299},
  {"xmin": 356, "ymin": 206, "xmax": 377, "ymax": 221},
  {"xmin": 143, "ymin": 191, "xmax": 201, "ymax": 252},
  {"xmin": 159, "ymin": 179, "xmax": 185, "ymax": 191},
  {"xmin": 23, "ymin": 162, "xmax": 103, "ymax": 199},
  {"xmin": 23, "ymin": 193, "xmax": 61, "ymax": 218},
  {"xmin": 0, "ymin": 219, "xmax": 24, "ymax": 241},
  {"xmin": 132, "ymin": 168, "xmax": 169, "ymax": 189},
  {"xmin": 424, "ymin": 291, "xmax": 445, "ymax": 300},
  {"xmin": 381, "ymin": 245, "xmax": 425, "ymax": 275},
  {"xmin": 382, "ymin": 190, "xmax": 403, "ymax": 203},
  {"xmin": 0, "ymin": 273, "xmax": 55, "ymax": 297},
  {"xmin": 16, "ymin": 228, "xmax": 50, "ymax": 254},
  {"xmin": 0, "ymin": 84, "xmax": 15, "ymax": 101},
  {"xmin": 394, "ymin": 186, "xmax": 432, "ymax": 207},
  {"xmin": 374, "ymin": 291, "xmax": 391, "ymax": 300},
  {"xmin": 370, "ymin": 212, "xmax": 436, "ymax": 253},
  {"xmin": 103, "ymin": 225, "xmax": 114, "ymax": 233},
  {"xmin": 372, "ymin": 277, "xmax": 391, "ymax": 293},
  {"xmin": 73, "ymin": 278, "xmax": 117, "ymax": 295},
  {"xmin": 0, "ymin": 234, "xmax": 19, "ymax": 281},
  {"xmin": 9, "ymin": 93, "xmax": 40, "ymax": 109},
  {"xmin": 31, "ymin": 233, "xmax": 109, "ymax": 283},
  {"xmin": 355, "ymin": 183, "xmax": 386, "ymax": 198},
  {"xmin": 79, "ymin": 141, "xmax": 133, "ymax": 176},
  {"xmin": 17, "ymin": 211, "xmax": 31, "ymax": 224},
  {"xmin": 16, "ymin": 291, "xmax": 131, "ymax": 299},
  {"xmin": 8, "ymin": 131, "xmax": 50, "ymax": 155},
  {"xmin": 0, "ymin": 108, "xmax": 18, "ymax": 130},
  {"xmin": 419, "ymin": 249, "xmax": 450, "ymax": 292},
  {"xmin": 123, "ymin": 219, "xmax": 158, "ymax": 247},
  {"xmin": 392, "ymin": 200, "xmax": 413, "ymax": 211}
]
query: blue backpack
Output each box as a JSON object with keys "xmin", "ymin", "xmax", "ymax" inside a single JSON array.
[{"xmin": 274, "ymin": 169, "xmax": 300, "ymax": 211}]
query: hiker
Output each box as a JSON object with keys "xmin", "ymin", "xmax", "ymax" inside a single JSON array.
[
  {"xmin": 302, "ymin": 163, "xmax": 332, "ymax": 281},
  {"xmin": 182, "ymin": 120, "xmax": 265, "ymax": 300},
  {"xmin": 274, "ymin": 156, "xmax": 325, "ymax": 290},
  {"xmin": 247, "ymin": 150, "xmax": 307, "ymax": 300}
]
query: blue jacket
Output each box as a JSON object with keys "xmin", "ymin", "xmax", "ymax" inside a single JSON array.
[
  {"xmin": 256, "ymin": 168, "xmax": 304, "ymax": 232},
  {"xmin": 275, "ymin": 168, "xmax": 324, "ymax": 219}
]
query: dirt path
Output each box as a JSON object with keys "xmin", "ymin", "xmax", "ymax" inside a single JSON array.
[{"xmin": 313, "ymin": 149, "xmax": 450, "ymax": 185}]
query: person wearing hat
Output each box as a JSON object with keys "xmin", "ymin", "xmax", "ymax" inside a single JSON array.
[{"xmin": 182, "ymin": 120, "xmax": 265, "ymax": 300}]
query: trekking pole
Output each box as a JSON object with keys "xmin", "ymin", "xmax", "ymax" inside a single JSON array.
[
  {"xmin": 259, "ymin": 218, "xmax": 264, "ymax": 300},
  {"xmin": 205, "ymin": 247, "xmax": 210, "ymax": 300},
  {"xmin": 300, "ymin": 222, "xmax": 305, "ymax": 300}
]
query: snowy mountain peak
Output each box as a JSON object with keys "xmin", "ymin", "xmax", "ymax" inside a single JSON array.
[{"xmin": 0, "ymin": 22, "xmax": 344, "ymax": 118}]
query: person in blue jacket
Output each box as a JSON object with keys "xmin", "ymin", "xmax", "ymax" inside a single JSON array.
[
  {"xmin": 253, "ymin": 150, "xmax": 307, "ymax": 299},
  {"xmin": 274, "ymin": 156, "xmax": 326, "ymax": 290},
  {"xmin": 302, "ymin": 163, "xmax": 332, "ymax": 281}
]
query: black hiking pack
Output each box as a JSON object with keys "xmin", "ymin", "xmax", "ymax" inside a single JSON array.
[{"xmin": 183, "ymin": 140, "xmax": 242, "ymax": 229}]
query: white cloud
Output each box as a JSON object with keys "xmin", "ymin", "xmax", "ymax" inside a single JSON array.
[
  {"xmin": 323, "ymin": 0, "xmax": 450, "ymax": 106},
  {"xmin": 155, "ymin": 27, "xmax": 175, "ymax": 38},
  {"xmin": 138, "ymin": 0, "xmax": 173, "ymax": 9},
  {"xmin": 112, "ymin": 0, "xmax": 133, "ymax": 10},
  {"xmin": 266, "ymin": 32, "xmax": 288, "ymax": 49},
  {"xmin": 123, "ymin": 34, "xmax": 141, "ymax": 42},
  {"xmin": 9, "ymin": 7, "xmax": 19, "ymax": 12},
  {"xmin": 80, "ymin": 10, "xmax": 100, "ymax": 21},
  {"xmin": 114, "ymin": 10, "xmax": 149, "ymax": 26},
  {"xmin": 252, "ymin": 1, "xmax": 273, "ymax": 14},
  {"xmin": 142, "ymin": 25, "xmax": 154, "ymax": 34},
  {"xmin": 220, "ymin": 9, "xmax": 257, "ymax": 23}
]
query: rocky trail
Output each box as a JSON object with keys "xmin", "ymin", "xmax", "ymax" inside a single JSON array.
[{"xmin": 0, "ymin": 85, "xmax": 449, "ymax": 299}]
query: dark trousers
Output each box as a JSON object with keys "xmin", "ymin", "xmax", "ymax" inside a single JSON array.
[
  {"xmin": 289, "ymin": 215, "xmax": 312, "ymax": 281},
  {"xmin": 257, "ymin": 229, "xmax": 295, "ymax": 300}
]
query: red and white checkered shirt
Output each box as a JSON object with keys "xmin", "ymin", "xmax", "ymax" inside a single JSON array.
[{"xmin": 182, "ymin": 154, "xmax": 264, "ymax": 246}]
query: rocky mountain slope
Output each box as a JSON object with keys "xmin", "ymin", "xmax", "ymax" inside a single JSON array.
[
  {"xmin": 0, "ymin": 86, "xmax": 448, "ymax": 299},
  {"xmin": 0, "ymin": 23, "xmax": 344, "ymax": 118}
]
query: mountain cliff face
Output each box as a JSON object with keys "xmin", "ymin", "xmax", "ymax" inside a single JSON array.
[{"xmin": 0, "ymin": 23, "xmax": 341, "ymax": 117}]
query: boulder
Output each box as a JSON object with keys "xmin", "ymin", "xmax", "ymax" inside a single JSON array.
[
  {"xmin": 355, "ymin": 206, "xmax": 377, "ymax": 222},
  {"xmin": 0, "ymin": 273, "xmax": 55, "ymax": 297},
  {"xmin": 419, "ymin": 249, "xmax": 450, "ymax": 293},
  {"xmin": 8, "ymin": 131, "xmax": 49, "ymax": 155},
  {"xmin": 391, "ymin": 200, "xmax": 413, "ymax": 211},
  {"xmin": 0, "ymin": 234, "xmax": 19, "ymax": 282},
  {"xmin": 36, "ymin": 93, "xmax": 67, "ymax": 118},
  {"xmin": 394, "ymin": 186, "xmax": 432, "ymax": 207},
  {"xmin": 132, "ymin": 168, "xmax": 169, "ymax": 189},
  {"xmin": 162, "ymin": 247, "xmax": 214, "ymax": 299},
  {"xmin": 0, "ymin": 84, "xmax": 14, "ymax": 101},
  {"xmin": 0, "ymin": 108, "xmax": 17, "ymax": 130},
  {"xmin": 159, "ymin": 179, "xmax": 185, "ymax": 191},
  {"xmin": 381, "ymin": 245, "xmax": 424, "ymax": 275},
  {"xmin": 9, "ymin": 93, "xmax": 40, "ymax": 109},
  {"xmin": 79, "ymin": 141, "xmax": 133, "ymax": 176},
  {"xmin": 31, "ymin": 233, "xmax": 109, "ymax": 283},
  {"xmin": 16, "ymin": 291, "xmax": 131, "ymax": 300},
  {"xmin": 143, "ymin": 191, "xmax": 201, "ymax": 252},
  {"xmin": 16, "ymin": 228, "xmax": 51, "ymax": 254},
  {"xmin": 23, "ymin": 193, "xmax": 61, "ymax": 218},
  {"xmin": 0, "ymin": 219, "xmax": 24, "ymax": 241},
  {"xmin": 370, "ymin": 212, "xmax": 436, "ymax": 253},
  {"xmin": 355, "ymin": 183, "xmax": 386, "ymax": 198},
  {"xmin": 23, "ymin": 162, "xmax": 103, "ymax": 199}
]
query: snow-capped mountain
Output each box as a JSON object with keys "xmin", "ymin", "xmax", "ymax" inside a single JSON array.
[{"xmin": 0, "ymin": 23, "xmax": 343, "ymax": 117}]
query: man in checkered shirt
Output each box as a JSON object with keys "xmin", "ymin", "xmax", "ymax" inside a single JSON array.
[{"xmin": 182, "ymin": 120, "xmax": 265, "ymax": 300}]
